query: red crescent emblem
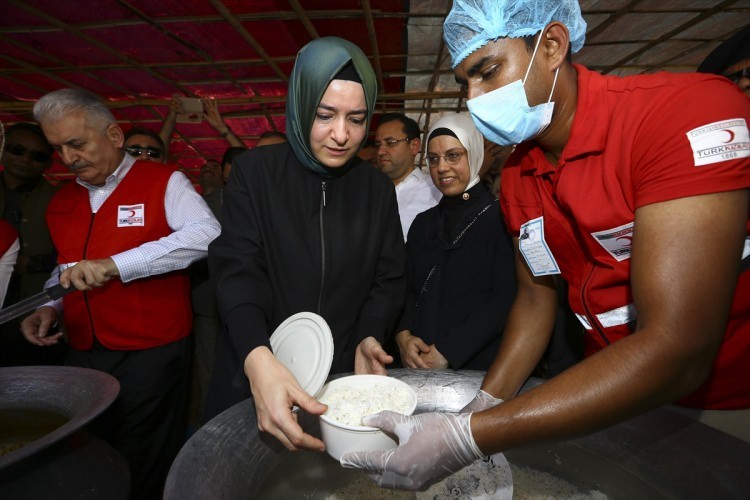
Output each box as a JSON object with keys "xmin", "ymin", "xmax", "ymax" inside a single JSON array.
[
  {"xmin": 721, "ymin": 129, "xmax": 735, "ymax": 143},
  {"xmin": 616, "ymin": 235, "xmax": 633, "ymax": 246},
  {"xmin": 128, "ymin": 210, "xmax": 136, "ymax": 217}
]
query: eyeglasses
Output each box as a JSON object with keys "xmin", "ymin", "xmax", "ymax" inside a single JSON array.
[
  {"xmin": 725, "ymin": 67, "xmax": 750, "ymax": 84},
  {"xmin": 426, "ymin": 149, "xmax": 466, "ymax": 168},
  {"xmin": 373, "ymin": 137, "xmax": 411, "ymax": 149},
  {"xmin": 125, "ymin": 145, "xmax": 162, "ymax": 159},
  {"xmin": 4, "ymin": 143, "xmax": 52, "ymax": 163}
]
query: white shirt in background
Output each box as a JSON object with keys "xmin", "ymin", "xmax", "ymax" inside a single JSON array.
[
  {"xmin": 395, "ymin": 166, "xmax": 441, "ymax": 241},
  {"xmin": 0, "ymin": 238, "xmax": 20, "ymax": 307}
]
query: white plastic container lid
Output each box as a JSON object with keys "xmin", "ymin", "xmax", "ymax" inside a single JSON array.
[{"xmin": 269, "ymin": 312, "xmax": 334, "ymax": 397}]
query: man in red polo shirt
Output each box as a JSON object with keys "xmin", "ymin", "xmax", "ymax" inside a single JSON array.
[{"xmin": 341, "ymin": 0, "xmax": 750, "ymax": 491}]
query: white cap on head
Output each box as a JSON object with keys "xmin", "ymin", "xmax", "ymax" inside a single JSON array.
[{"xmin": 444, "ymin": 0, "xmax": 587, "ymax": 69}]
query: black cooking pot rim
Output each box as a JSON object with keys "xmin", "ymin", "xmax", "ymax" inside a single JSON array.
[{"xmin": 0, "ymin": 365, "xmax": 120, "ymax": 469}]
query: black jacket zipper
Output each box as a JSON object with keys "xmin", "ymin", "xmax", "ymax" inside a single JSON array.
[{"xmin": 317, "ymin": 181, "xmax": 327, "ymax": 315}]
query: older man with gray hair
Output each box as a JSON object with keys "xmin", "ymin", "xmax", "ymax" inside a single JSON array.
[{"xmin": 22, "ymin": 88, "xmax": 220, "ymax": 499}]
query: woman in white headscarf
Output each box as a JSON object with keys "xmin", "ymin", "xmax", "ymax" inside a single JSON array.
[{"xmin": 394, "ymin": 113, "xmax": 516, "ymax": 370}]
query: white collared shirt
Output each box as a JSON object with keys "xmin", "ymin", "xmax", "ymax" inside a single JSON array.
[
  {"xmin": 0, "ymin": 238, "xmax": 20, "ymax": 307},
  {"xmin": 395, "ymin": 166, "xmax": 441, "ymax": 241}
]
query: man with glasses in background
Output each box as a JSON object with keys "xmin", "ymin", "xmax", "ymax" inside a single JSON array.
[
  {"xmin": 124, "ymin": 126, "xmax": 167, "ymax": 163},
  {"xmin": 375, "ymin": 113, "xmax": 441, "ymax": 240},
  {"xmin": 0, "ymin": 122, "xmax": 63, "ymax": 366}
]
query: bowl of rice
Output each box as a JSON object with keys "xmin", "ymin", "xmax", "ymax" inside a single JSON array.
[{"xmin": 317, "ymin": 374, "xmax": 417, "ymax": 461}]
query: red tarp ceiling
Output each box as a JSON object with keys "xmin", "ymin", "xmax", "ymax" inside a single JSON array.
[
  {"xmin": 0, "ymin": 0, "xmax": 410, "ymax": 182},
  {"xmin": 2, "ymin": 1, "xmax": 748, "ymax": 183}
]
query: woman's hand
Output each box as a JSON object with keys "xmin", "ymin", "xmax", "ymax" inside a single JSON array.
[
  {"xmin": 419, "ymin": 344, "xmax": 449, "ymax": 369},
  {"xmin": 243, "ymin": 346, "xmax": 328, "ymax": 451},
  {"xmin": 354, "ymin": 336, "xmax": 393, "ymax": 375},
  {"xmin": 395, "ymin": 330, "xmax": 430, "ymax": 368}
]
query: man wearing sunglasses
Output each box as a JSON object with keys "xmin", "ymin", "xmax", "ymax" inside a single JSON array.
[
  {"xmin": 124, "ymin": 126, "xmax": 166, "ymax": 163},
  {"xmin": 0, "ymin": 122, "xmax": 63, "ymax": 366},
  {"xmin": 375, "ymin": 113, "xmax": 441, "ymax": 240}
]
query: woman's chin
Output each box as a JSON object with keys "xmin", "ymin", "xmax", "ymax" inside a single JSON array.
[
  {"xmin": 317, "ymin": 153, "xmax": 355, "ymax": 168},
  {"xmin": 438, "ymin": 184, "xmax": 466, "ymax": 198}
]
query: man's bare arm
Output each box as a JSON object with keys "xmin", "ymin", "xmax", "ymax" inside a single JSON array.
[{"xmin": 472, "ymin": 190, "xmax": 748, "ymax": 453}]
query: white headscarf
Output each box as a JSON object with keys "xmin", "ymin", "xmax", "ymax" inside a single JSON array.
[{"xmin": 426, "ymin": 113, "xmax": 485, "ymax": 192}]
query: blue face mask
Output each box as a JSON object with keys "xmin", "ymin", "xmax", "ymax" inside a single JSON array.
[{"xmin": 466, "ymin": 35, "xmax": 559, "ymax": 147}]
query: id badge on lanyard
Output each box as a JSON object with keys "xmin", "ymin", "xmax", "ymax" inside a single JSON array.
[{"xmin": 519, "ymin": 216, "xmax": 560, "ymax": 276}]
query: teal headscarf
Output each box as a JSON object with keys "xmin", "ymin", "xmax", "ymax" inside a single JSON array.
[{"xmin": 286, "ymin": 36, "xmax": 377, "ymax": 178}]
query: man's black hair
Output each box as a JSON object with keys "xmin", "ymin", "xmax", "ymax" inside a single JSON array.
[
  {"xmin": 698, "ymin": 25, "xmax": 750, "ymax": 75},
  {"xmin": 5, "ymin": 122, "xmax": 52, "ymax": 152},
  {"xmin": 378, "ymin": 113, "xmax": 421, "ymax": 141},
  {"xmin": 221, "ymin": 146, "xmax": 247, "ymax": 167},
  {"xmin": 124, "ymin": 126, "xmax": 165, "ymax": 151}
]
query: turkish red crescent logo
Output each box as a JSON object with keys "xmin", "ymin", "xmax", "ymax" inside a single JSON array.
[
  {"xmin": 721, "ymin": 129, "xmax": 735, "ymax": 143},
  {"xmin": 128, "ymin": 210, "xmax": 136, "ymax": 217},
  {"xmin": 616, "ymin": 235, "xmax": 633, "ymax": 246}
]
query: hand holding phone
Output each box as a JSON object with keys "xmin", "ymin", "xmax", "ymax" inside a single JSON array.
[{"xmin": 177, "ymin": 97, "xmax": 203, "ymax": 123}]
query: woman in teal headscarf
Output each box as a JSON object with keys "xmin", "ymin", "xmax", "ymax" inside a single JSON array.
[
  {"xmin": 206, "ymin": 37, "xmax": 406, "ymax": 452},
  {"xmin": 286, "ymin": 36, "xmax": 377, "ymax": 178}
]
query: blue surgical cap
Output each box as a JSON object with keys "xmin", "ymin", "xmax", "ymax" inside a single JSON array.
[{"xmin": 444, "ymin": 0, "xmax": 588, "ymax": 69}]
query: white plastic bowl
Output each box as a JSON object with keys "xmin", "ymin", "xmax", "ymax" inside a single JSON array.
[{"xmin": 317, "ymin": 374, "xmax": 417, "ymax": 461}]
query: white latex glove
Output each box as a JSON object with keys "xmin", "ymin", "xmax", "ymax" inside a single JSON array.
[
  {"xmin": 461, "ymin": 389, "xmax": 504, "ymax": 413},
  {"xmin": 340, "ymin": 411, "xmax": 484, "ymax": 491}
]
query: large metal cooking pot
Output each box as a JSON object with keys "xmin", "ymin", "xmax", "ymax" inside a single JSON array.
[
  {"xmin": 165, "ymin": 370, "xmax": 750, "ymax": 499},
  {"xmin": 0, "ymin": 366, "xmax": 129, "ymax": 499}
]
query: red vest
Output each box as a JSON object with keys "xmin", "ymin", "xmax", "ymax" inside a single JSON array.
[{"xmin": 46, "ymin": 161, "xmax": 192, "ymax": 350}]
